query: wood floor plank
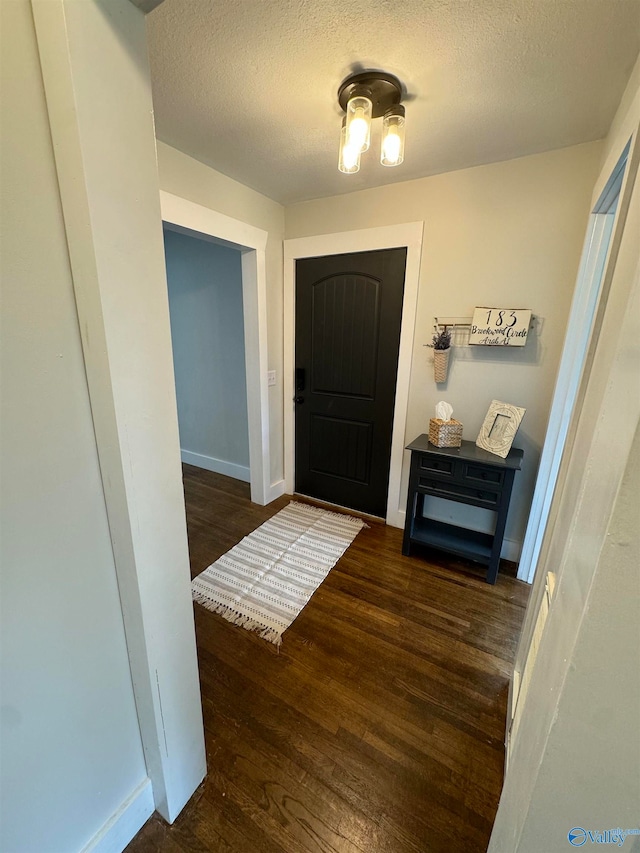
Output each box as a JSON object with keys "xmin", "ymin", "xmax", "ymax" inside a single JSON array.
[
  {"xmin": 198, "ymin": 653, "xmax": 442, "ymax": 852},
  {"xmin": 126, "ymin": 466, "xmax": 529, "ymax": 853},
  {"xmin": 203, "ymin": 721, "xmax": 377, "ymax": 853}
]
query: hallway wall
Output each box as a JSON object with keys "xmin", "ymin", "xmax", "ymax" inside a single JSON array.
[
  {"xmin": 488, "ymin": 52, "xmax": 640, "ymax": 852},
  {"xmin": 0, "ymin": 2, "xmax": 148, "ymax": 849}
]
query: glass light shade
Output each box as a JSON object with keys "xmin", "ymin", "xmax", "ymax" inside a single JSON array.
[
  {"xmin": 345, "ymin": 95, "xmax": 372, "ymax": 152},
  {"xmin": 338, "ymin": 118, "xmax": 360, "ymax": 173},
  {"xmin": 381, "ymin": 106, "xmax": 405, "ymax": 166}
]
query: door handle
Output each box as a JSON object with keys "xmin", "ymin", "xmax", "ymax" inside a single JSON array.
[{"xmin": 294, "ymin": 395, "xmax": 305, "ymax": 404}]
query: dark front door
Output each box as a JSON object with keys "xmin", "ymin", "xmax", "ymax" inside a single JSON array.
[{"xmin": 295, "ymin": 248, "xmax": 407, "ymax": 517}]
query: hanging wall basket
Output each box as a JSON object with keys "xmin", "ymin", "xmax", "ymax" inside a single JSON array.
[{"xmin": 433, "ymin": 348, "xmax": 450, "ymax": 383}]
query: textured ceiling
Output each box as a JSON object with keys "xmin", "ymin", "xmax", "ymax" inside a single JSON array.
[{"xmin": 147, "ymin": 0, "xmax": 640, "ymax": 205}]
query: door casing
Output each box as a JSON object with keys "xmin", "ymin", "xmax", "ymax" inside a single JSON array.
[
  {"xmin": 160, "ymin": 190, "xmax": 274, "ymax": 505},
  {"xmin": 516, "ymin": 143, "xmax": 630, "ymax": 583},
  {"xmin": 284, "ymin": 223, "xmax": 424, "ymax": 527}
]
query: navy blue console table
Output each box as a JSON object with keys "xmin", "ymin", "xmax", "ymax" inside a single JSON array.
[{"xmin": 402, "ymin": 435, "xmax": 523, "ymax": 584}]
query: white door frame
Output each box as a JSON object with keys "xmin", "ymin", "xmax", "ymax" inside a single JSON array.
[
  {"xmin": 502, "ymin": 123, "xmax": 639, "ymax": 794},
  {"xmin": 516, "ymin": 141, "xmax": 631, "ymax": 583},
  {"xmin": 284, "ymin": 223, "xmax": 424, "ymax": 527},
  {"xmin": 516, "ymin": 215, "xmax": 614, "ymax": 582},
  {"xmin": 160, "ymin": 191, "xmax": 271, "ymax": 505}
]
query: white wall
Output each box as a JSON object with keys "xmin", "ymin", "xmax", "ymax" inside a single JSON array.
[
  {"xmin": 284, "ymin": 143, "xmax": 602, "ymax": 557},
  {"xmin": 0, "ymin": 1, "xmax": 149, "ymax": 850},
  {"xmin": 26, "ymin": 0, "xmax": 206, "ymax": 830},
  {"xmin": 156, "ymin": 143, "xmax": 285, "ymax": 488},
  {"xmin": 488, "ymin": 54, "xmax": 640, "ymax": 852},
  {"xmin": 164, "ymin": 228, "xmax": 250, "ymax": 480}
]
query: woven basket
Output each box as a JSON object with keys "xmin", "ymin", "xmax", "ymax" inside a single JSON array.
[
  {"xmin": 429, "ymin": 418, "xmax": 463, "ymax": 448},
  {"xmin": 433, "ymin": 348, "xmax": 450, "ymax": 383}
]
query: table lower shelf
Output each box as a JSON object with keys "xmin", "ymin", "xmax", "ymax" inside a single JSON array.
[{"xmin": 407, "ymin": 517, "xmax": 494, "ymax": 565}]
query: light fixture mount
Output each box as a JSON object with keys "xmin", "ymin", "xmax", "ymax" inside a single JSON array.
[
  {"xmin": 338, "ymin": 71, "xmax": 403, "ymax": 119},
  {"xmin": 337, "ymin": 70, "xmax": 406, "ymax": 173}
]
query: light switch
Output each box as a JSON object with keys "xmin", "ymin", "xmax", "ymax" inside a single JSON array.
[{"xmin": 267, "ymin": 370, "xmax": 276, "ymax": 386}]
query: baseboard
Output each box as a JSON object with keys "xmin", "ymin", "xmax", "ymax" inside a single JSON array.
[
  {"xmin": 181, "ymin": 449, "xmax": 250, "ymax": 483},
  {"xmin": 386, "ymin": 507, "xmax": 405, "ymax": 529},
  {"xmin": 268, "ymin": 479, "xmax": 286, "ymax": 502},
  {"xmin": 81, "ymin": 778, "xmax": 154, "ymax": 853},
  {"xmin": 502, "ymin": 537, "xmax": 522, "ymax": 563}
]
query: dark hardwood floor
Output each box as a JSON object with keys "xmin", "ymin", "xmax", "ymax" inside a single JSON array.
[{"xmin": 126, "ymin": 464, "xmax": 529, "ymax": 853}]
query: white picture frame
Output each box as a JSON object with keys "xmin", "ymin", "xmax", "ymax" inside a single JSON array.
[{"xmin": 476, "ymin": 400, "xmax": 526, "ymax": 457}]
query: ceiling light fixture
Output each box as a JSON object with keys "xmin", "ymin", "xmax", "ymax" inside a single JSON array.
[{"xmin": 337, "ymin": 71, "xmax": 406, "ymax": 173}]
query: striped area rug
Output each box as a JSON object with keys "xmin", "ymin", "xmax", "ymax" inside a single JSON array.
[{"xmin": 191, "ymin": 501, "xmax": 367, "ymax": 646}]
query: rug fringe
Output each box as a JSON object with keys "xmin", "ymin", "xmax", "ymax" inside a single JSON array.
[
  {"xmin": 191, "ymin": 590, "xmax": 283, "ymax": 647},
  {"xmin": 288, "ymin": 500, "xmax": 370, "ymax": 529}
]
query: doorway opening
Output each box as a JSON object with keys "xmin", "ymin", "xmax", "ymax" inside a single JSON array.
[
  {"xmin": 160, "ymin": 191, "xmax": 272, "ymax": 505},
  {"xmin": 294, "ymin": 248, "xmax": 407, "ymax": 518},
  {"xmin": 506, "ymin": 133, "xmax": 637, "ymax": 769},
  {"xmin": 163, "ymin": 225, "xmax": 250, "ymax": 483},
  {"xmin": 284, "ymin": 222, "xmax": 424, "ymax": 528}
]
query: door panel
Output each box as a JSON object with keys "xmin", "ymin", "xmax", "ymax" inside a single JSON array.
[
  {"xmin": 311, "ymin": 274, "xmax": 379, "ymax": 398},
  {"xmin": 309, "ymin": 415, "xmax": 372, "ymax": 482},
  {"xmin": 295, "ymin": 248, "xmax": 406, "ymax": 517}
]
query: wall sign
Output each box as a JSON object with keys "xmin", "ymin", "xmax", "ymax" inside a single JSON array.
[{"xmin": 469, "ymin": 307, "xmax": 532, "ymax": 346}]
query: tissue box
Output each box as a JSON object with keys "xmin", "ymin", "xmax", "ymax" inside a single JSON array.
[{"xmin": 429, "ymin": 418, "xmax": 463, "ymax": 448}]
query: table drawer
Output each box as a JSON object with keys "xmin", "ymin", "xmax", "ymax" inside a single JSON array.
[
  {"xmin": 463, "ymin": 463, "xmax": 505, "ymax": 487},
  {"xmin": 418, "ymin": 476, "xmax": 500, "ymax": 507},
  {"xmin": 417, "ymin": 454, "xmax": 456, "ymax": 477}
]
